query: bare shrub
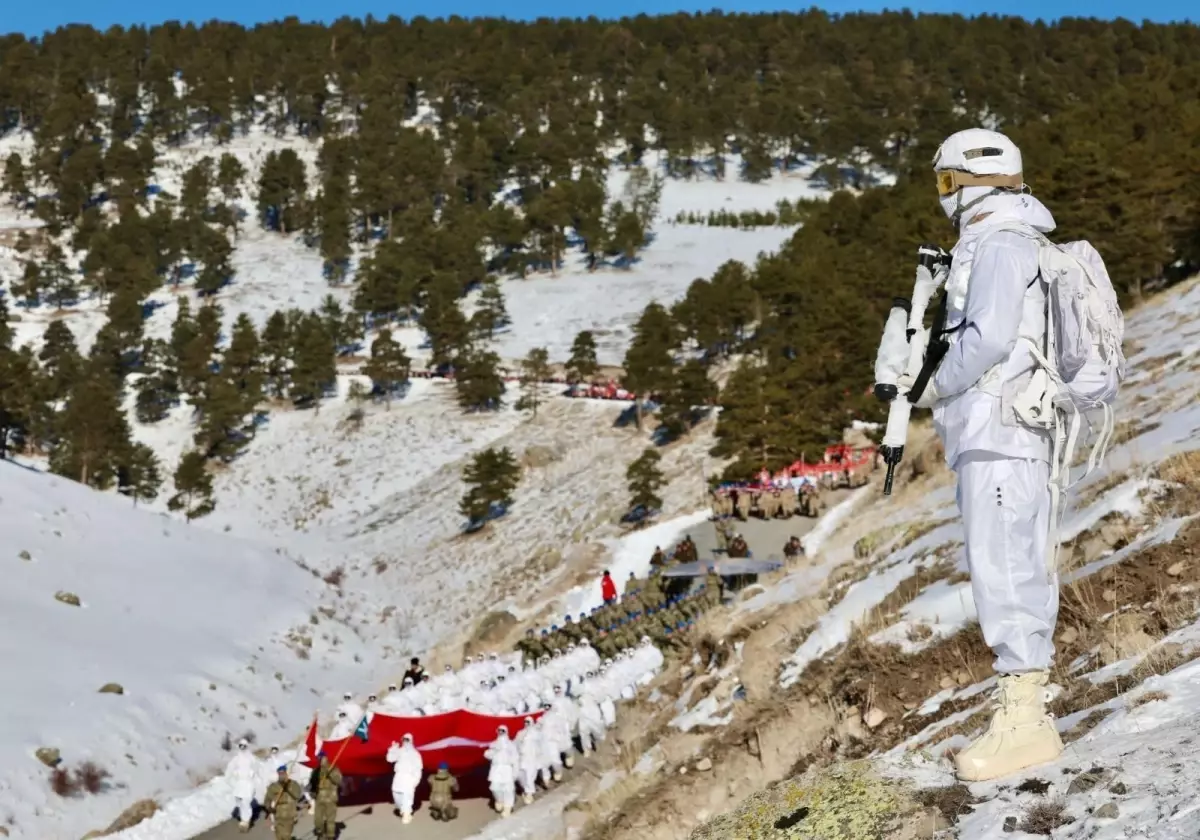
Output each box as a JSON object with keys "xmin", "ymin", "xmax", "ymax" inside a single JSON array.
[
  {"xmin": 76, "ymin": 761, "xmax": 111, "ymax": 794},
  {"xmin": 220, "ymin": 732, "xmax": 233, "ymax": 751},
  {"xmin": 50, "ymin": 767, "xmax": 80, "ymax": 797},
  {"xmin": 323, "ymin": 566, "xmax": 346, "ymax": 587},
  {"xmin": 1019, "ymin": 798, "xmax": 1073, "ymax": 834}
]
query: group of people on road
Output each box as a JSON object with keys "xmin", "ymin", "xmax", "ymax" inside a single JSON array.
[
  {"xmin": 223, "ymin": 740, "xmax": 341, "ymax": 840},
  {"xmin": 479, "ymin": 640, "xmax": 664, "ymax": 817},
  {"xmin": 519, "ymin": 562, "xmax": 727, "ymax": 662}
]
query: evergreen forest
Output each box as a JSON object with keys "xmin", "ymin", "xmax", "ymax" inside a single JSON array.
[{"xmin": 0, "ymin": 12, "xmax": 1198, "ymax": 491}]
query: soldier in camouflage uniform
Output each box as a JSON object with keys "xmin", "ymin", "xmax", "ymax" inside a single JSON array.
[
  {"xmin": 780, "ymin": 486, "xmax": 798, "ymax": 517},
  {"xmin": 264, "ymin": 766, "xmax": 307, "ymax": 840},
  {"xmin": 704, "ymin": 566, "xmax": 725, "ymax": 609},
  {"xmin": 428, "ymin": 763, "xmax": 460, "ymax": 821},
  {"xmin": 714, "ymin": 518, "xmax": 730, "ymax": 553},
  {"xmin": 650, "ymin": 546, "xmax": 667, "ymax": 566},
  {"xmin": 310, "ymin": 753, "xmax": 342, "ymax": 840}
]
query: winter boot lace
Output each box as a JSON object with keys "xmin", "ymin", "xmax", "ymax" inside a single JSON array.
[{"xmin": 954, "ymin": 671, "xmax": 1063, "ymax": 782}]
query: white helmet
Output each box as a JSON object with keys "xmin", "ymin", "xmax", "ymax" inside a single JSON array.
[
  {"xmin": 933, "ymin": 128, "xmax": 1022, "ymax": 178},
  {"xmin": 933, "ymin": 128, "xmax": 1024, "ymax": 225}
]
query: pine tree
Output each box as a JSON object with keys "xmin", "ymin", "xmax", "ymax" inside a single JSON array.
[
  {"xmin": 257, "ymin": 149, "xmax": 308, "ymax": 234},
  {"xmin": 289, "ymin": 313, "xmax": 336, "ymax": 407},
  {"xmin": 224, "ymin": 313, "xmax": 264, "ymax": 419},
  {"xmin": 261, "ymin": 310, "xmax": 294, "ymax": 397},
  {"xmin": 2, "ymin": 152, "xmax": 29, "ymax": 207},
  {"xmin": 626, "ymin": 447, "xmax": 666, "ymax": 514},
  {"xmin": 455, "ymin": 345, "xmax": 505, "ymax": 411},
  {"xmin": 459, "ymin": 446, "xmax": 520, "ymax": 530},
  {"xmin": 420, "ymin": 280, "xmax": 470, "ymax": 369},
  {"xmin": 622, "ymin": 302, "xmax": 678, "ymax": 429},
  {"xmin": 194, "ymin": 374, "xmax": 250, "ymax": 461},
  {"xmin": 363, "ymin": 328, "xmax": 410, "ymax": 407},
  {"xmin": 50, "ymin": 358, "xmax": 132, "ymax": 489},
  {"xmin": 168, "ymin": 450, "xmax": 216, "ymax": 521},
  {"xmin": 118, "ymin": 442, "xmax": 163, "ymax": 505},
  {"xmin": 0, "ymin": 295, "xmax": 38, "ymax": 459},
  {"xmin": 37, "ymin": 320, "xmax": 81, "ymax": 403},
  {"xmin": 515, "ymin": 346, "xmax": 550, "ymax": 417},
  {"xmin": 178, "ymin": 302, "xmax": 221, "ymax": 398},
  {"xmin": 470, "ymin": 277, "xmax": 509, "ymax": 340},
  {"xmin": 567, "ymin": 330, "xmax": 599, "ymax": 383},
  {"xmin": 216, "ymin": 153, "xmax": 246, "ymax": 206},
  {"xmin": 41, "ymin": 244, "xmax": 77, "ymax": 309},
  {"xmin": 659, "ymin": 359, "xmax": 717, "ymax": 440}
]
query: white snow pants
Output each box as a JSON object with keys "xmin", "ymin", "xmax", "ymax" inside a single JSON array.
[
  {"xmin": 491, "ymin": 782, "xmax": 516, "ymax": 810},
  {"xmin": 518, "ymin": 767, "xmax": 538, "ymax": 795},
  {"xmin": 392, "ymin": 786, "xmax": 415, "ymax": 815},
  {"xmin": 955, "ymin": 451, "xmax": 1056, "ymax": 674},
  {"xmin": 234, "ymin": 796, "xmax": 253, "ymax": 824}
]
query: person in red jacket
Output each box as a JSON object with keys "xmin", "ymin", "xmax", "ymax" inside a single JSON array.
[{"xmin": 601, "ymin": 571, "xmax": 617, "ymax": 605}]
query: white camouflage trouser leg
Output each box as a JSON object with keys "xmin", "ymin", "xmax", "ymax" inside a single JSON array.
[
  {"xmin": 518, "ymin": 768, "xmax": 537, "ymax": 796},
  {"xmin": 392, "ymin": 786, "xmax": 415, "ymax": 816},
  {"xmin": 491, "ymin": 782, "xmax": 515, "ymax": 811},
  {"xmin": 956, "ymin": 451, "xmax": 1056, "ymax": 673},
  {"xmin": 233, "ymin": 796, "xmax": 253, "ymax": 826}
]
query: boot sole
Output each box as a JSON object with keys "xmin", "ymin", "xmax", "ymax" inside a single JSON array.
[{"xmin": 955, "ymin": 741, "xmax": 1063, "ymax": 782}]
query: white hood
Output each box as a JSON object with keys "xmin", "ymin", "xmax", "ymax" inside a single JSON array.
[{"xmin": 959, "ymin": 191, "xmax": 1055, "ymax": 236}]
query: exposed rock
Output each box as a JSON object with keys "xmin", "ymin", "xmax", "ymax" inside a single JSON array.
[
  {"xmin": 1166, "ymin": 561, "xmax": 1185, "ymax": 577},
  {"xmin": 1067, "ymin": 767, "xmax": 1112, "ymax": 795},
  {"xmin": 864, "ymin": 707, "xmax": 889, "ymax": 729},
  {"xmin": 18, "ymin": 549, "xmax": 31, "ymax": 561},
  {"xmin": 696, "ymin": 757, "xmax": 713, "ymax": 772},
  {"xmin": 1102, "ymin": 589, "xmax": 1117, "ymax": 603},
  {"xmin": 98, "ymin": 683, "xmax": 125, "ymax": 695},
  {"xmin": 35, "ymin": 747, "xmax": 61, "ymax": 767},
  {"xmin": 954, "ymin": 669, "xmax": 971, "ymax": 686},
  {"xmin": 1058, "ymin": 625, "xmax": 1079, "ymax": 645},
  {"xmin": 1099, "ymin": 613, "xmax": 1157, "ymax": 665},
  {"xmin": 1003, "ymin": 815, "xmax": 1018, "ymax": 832},
  {"xmin": 1109, "ymin": 781, "xmax": 1128, "ymax": 795},
  {"xmin": 54, "ymin": 591, "xmax": 82, "ymax": 607},
  {"xmin": 939, "ymin": 675, "xmax": 955, "ymax": 690},
  {"xmin": 1094, "ymin": 802, "xmax": 1119, "ymax": 819}
]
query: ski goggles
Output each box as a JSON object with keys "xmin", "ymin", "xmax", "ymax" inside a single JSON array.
[{"xmin": 935, "ymin": 169, "xmax": 1024, "ymax": 197}]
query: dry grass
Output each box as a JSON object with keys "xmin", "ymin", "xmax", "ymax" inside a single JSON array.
[
  {"xmin": 1128, "ymin": 689, "xmax": 1170, "ymax": 709},
  {"xmin": 1019, "ymin": 798, "xmax": 1073, "ymax": 834},
  {"xmin": 913, "ymin": 784, "xmax": 978, "ymax": 823}
]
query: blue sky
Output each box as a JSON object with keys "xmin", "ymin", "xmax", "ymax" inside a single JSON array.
[{"xmin": 8, "ymin": 0, "xmax": 1193, "ymax": 38}]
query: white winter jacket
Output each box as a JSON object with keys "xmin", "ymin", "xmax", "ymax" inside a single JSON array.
[
  {"xmin": 385, "ymin": 742, "xmax": 423, "ymax": 792},
  {"xmin": 225, "ymin": 752, "xmax": 259, "ymax": 800},
  {"xmin": 932, "ymin": 192, "xmax": 1055, "ymax": 467},
  {"xmin": 485, "ymin": 736, "xmax": 517, "ymax": 785}
]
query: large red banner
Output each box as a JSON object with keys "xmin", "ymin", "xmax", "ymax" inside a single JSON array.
[{"xmin": 303, "ymin": 709, "xmax": 541, "ymax": 776}]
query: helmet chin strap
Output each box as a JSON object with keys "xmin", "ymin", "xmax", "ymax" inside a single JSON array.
[{"xmin": 947, "ymin": 187, "xmax": 1002, "ymax": 227}]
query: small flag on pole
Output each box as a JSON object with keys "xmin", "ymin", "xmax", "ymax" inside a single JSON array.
[{"xmin": 354, "ymin": 715, "xmax": 370, "ymax": 743}]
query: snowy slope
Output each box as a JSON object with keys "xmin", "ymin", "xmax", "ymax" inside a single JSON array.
[
  {"xmin": 0, "ymin": 460, "xmax": 382, "ymax": 840},
  {"xmin": 0, "ymin": 123, "xmax": 843, "ymax": 839}
]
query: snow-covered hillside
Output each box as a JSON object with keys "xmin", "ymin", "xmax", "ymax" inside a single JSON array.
[
  {"xmin": 0, "ymin": 122, "xmax": 842, "ymax": 839},
  {"xmin": 0, "ymin": 460, "xmax": 376, "ymax": 839},
  {"xmin": 493, "ymin": 276, "xmax": 1200, "ymax": 840}
]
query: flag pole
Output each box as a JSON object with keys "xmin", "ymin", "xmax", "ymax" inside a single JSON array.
[{"xmin": 269, "ymin": 711, "xmax": 319, "ymax": 817}]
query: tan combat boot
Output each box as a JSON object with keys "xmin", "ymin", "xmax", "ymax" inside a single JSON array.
[{"xmin": 954, "ymin": 671, "xmax": 1063, "ymax": 782}]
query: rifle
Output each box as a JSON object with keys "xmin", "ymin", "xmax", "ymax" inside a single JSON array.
[{"xmin": 873, "ymin": 243, "xmax": 953, "ymax": 496}]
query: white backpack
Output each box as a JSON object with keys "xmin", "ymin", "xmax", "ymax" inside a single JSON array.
[{"xmin": 987, "ymin": 224, "xmax": 1127, "ymax": 567}]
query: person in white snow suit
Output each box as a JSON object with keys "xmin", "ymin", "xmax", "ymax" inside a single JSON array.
[
  {"xmin": 575, "ymin": 678, "xmax": 607, "ymax": 755},
  {"xmin": 386, "ymin": 733, "xmax": 423, "ymax": 823},
  {"xmin": 225, "ymin": 739, "xmax": 259, "ymax": 831},
  {"xmin": 515, "ymin": 716, "xmax": 542, "ymax": 804},
  {"xmin": 337, "ymin": 691, "xmax": 364, "ymax": 721},
  {"xmin": 485, "ymin": 725, "xmax": 518, "ymax": 816},
  {"xmin": 328, "ymin": 710, "xmax": 355, "ymax": 741},
  {"xmin": 924, "ymin": 128, "xmax": 1064, "ymax": 781}
]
